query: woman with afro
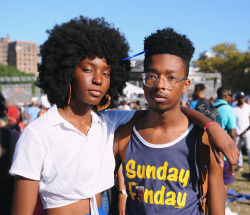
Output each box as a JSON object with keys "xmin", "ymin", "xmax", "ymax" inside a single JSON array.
[
  {"xmin": 10, "ymin": 16, "xmax": 135, "ymax": 215},
  {"xmin": 9, "ymin": 16, "xmax": 238, "ymax": 215}
]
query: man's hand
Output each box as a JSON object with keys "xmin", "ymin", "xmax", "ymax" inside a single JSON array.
[{"xmin": 206, "ymin": 124, "xmax": 239, "ymax": 175}]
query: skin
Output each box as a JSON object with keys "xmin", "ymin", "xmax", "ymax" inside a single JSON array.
[
  {"xmin": 114, "ymin": 54, "xmax": 224, "ymax": 214},
  {"xmin": 219, "ymin": 90, "xmax": 236, "ymax": 204},
  {"xmin": 12, "ymin": 57, "xmax": 111, "ymax": 215}
]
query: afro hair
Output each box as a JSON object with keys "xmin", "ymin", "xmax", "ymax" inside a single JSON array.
[
  {"xmin": 144, "ymin": 28, "xmax": 195, "ymax": 75},
  {"xmin": 36, "ymin": 16, "xmax": 131, "ymax": 108}
]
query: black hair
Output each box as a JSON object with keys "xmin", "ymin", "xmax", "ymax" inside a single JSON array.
[
  {"xmin": 144, "ymin": 28, "xmax": 194, "ymax": 75},
  {"xmin": 0, "ymin": 92, "xmax": 6, "ymax": 118},
  {"xmin": 36, "ymin": 16, "xmax": 130, "ymax": 108},
  {"xmin": 195, "ymin": 83, "xmax": 206, "ymax": 92},
  {"xmin": 217, "ymin": 87, "xmax": 230, "ymax": 99}
]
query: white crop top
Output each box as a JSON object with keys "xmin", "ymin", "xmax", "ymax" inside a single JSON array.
[{"xmin": 10, "ymin": 105, "xmax": 135, "ymax": 213}]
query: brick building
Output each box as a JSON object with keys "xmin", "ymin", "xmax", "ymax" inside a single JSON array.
[{"xmin": 0, "ymin": 35, "xmax": 39, "ymax": 75}]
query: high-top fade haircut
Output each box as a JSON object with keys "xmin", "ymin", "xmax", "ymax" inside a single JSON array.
[
  {"xmin": 36, "ymin": 16, "xmax": 130, "ymax": 108},
  {"xmin": 144, "ymin": 28, "xmax": 195, "ymax": 76}
]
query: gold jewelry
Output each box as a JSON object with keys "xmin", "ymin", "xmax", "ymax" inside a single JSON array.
[
  {"xmin": 97, "ymin": 94, "xmax": 111, "ymax": 111},
  {"xmin": 67, "ymin": 84, "xmax": 71, "ymax": 105}
]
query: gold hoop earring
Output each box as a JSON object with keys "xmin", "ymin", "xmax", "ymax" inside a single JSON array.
[
  {"xmin": 67, "ymin": 84, "xmax": 71, "ymax": 105},
  {"xmin": 97, "ymin": 94, "xmax": 111, "ymax": 111}
]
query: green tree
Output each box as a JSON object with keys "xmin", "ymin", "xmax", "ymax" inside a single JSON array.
[
  {"xmin": 0, "ymin": 64, "xmax": 36, "ymax": 93},
  {"xmin": 193, "ymin": 43, "xmax": 250, "ymax": 94},
  {"xmin": 0, "ymin": 64, "xmax": 36, "ymax": 77}
]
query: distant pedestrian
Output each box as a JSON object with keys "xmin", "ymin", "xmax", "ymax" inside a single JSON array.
[
  {"xmin": 234, "ymin": 92, "xmax": 250, "ymax": 175},
  {"xmin": 27, "ymin": 100, "xmax": 41, "ymax": 125},
  {"xmin": 195, "ymin": 83, "xmax": 210, "ymax": 113},
  {"xmin": 213, "ymin": 87, "xmax": 238, "ymax": 215}
]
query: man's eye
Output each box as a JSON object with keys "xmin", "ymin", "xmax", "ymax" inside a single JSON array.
[
  {"xmin": 167, "ymin": 76, "xmax": 178, "ymax": 82},
  {"xmin": 148, "ymin": 74, "xmax": 157, "ymax": 79}
]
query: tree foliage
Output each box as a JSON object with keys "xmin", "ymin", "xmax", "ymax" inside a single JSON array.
[
  {"xmin": 192, "ymin": 42, "xmax": 250, "ymax": 94},
  {"xmin": 0, "ymin": 64, "xmax": 35, "ymax": 77}
]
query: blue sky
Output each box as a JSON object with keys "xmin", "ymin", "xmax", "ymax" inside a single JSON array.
[{"xmin": 1, "ymin": 0, "xmax": 249, "ymax": 60}]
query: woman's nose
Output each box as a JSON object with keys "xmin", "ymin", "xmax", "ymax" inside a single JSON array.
[{"xmin": 92, "ymin": 71, "xmax": 102, "ymax": 85}]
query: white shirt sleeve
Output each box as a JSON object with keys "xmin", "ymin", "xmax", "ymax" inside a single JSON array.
[{"xmin": 9, "ymin": 126, "xmax": 47, "ymax": 180}]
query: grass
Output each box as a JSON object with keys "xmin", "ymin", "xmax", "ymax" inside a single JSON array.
[{"xmin": 227, "ymin": 155, "xmax": 250, "ymax": 215}]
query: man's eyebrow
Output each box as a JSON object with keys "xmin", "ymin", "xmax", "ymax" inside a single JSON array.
[
  {"xmin": 164, "ymin": 69, "xmax": 180, "ymax": 75},
  {"xmin": 145, "ymin": 68, "xmax": 180, "ymax": 75}
]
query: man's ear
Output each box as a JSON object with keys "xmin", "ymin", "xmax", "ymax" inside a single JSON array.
[{"xmin": 182, "ymin": 79, "xmax": 191, "ymax": 94}]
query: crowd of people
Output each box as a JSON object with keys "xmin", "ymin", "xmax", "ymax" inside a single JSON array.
[
  {"xmin": 184, "ymin": 84, "xmax": 250, "ymax": 215},
  {"xmin": 0, "ymin": 15, "xmax": 246, "ymax": 215}
]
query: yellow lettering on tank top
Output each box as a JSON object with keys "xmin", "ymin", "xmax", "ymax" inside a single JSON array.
[
  {"xmin": 167, "ymin": 167, "xmax": 178, "ymax": 182},
  {"xmin": 128, "ymin": 182, "xmax": 137, "ymax": 200},
  {"xmin": 156, "ymin": 161, "xmax": 168, "ymax": 180},
  {"xmin": 137, "ymin": 164, "xmax": 146, "ymax": 179},
  {"xmin": 144, "ymin": 189, "xmax": 154, "ymax": 204},
  {"xmin": 146, "ymin": 165, "xmax": 157, "ymax": 179},
  {"xmin": 176, "ymin": 192, "xmax": 187, "ymax": 208},
  {"xmin": 154, "ymin": 185, "xmax": 166, "ymax": 205},
  {"xmin": 126, "ymin": 159, "xmax": 136, "ymax": 179},
  {"xmin": 179, "ymin": 169, "xmax": 190, "ymax": 187},
  {"xmin": 165, "ymin": 191, "xmax": 177, "ymax": 206}
]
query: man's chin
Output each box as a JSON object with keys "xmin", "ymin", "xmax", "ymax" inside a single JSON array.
[{"xmin": 151, "ymin": 107, "xmax": 170, "ymax": 114}]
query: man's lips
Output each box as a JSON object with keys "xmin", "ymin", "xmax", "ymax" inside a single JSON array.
[
  {"xmin": 152, "ymin": 92, "xmax": 168, "ymax": 102},
  {"xmin": 88, "ymin": 89, "xmax": 103, "ymax": 97}
]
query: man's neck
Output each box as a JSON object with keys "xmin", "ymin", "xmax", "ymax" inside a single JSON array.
[{"xmin": 147, "ymin": 105, "xmax": 188, "ymax": 129}]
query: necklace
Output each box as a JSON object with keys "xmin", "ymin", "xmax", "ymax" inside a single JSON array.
[{"xmin": 59, "ymin": 109, "xmax": 92, "ymax": 132}]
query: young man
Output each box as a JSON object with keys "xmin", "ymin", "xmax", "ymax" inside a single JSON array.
[
  {"xmin": 213, "ymin": 87, "xmax": 238, "ymax": 215},
  {"xmin": 234, "ymin": 92, "xmax": 250, "ymax": 175},
  {"xmin": 195, "ymin": 83, "xmax": 210, "ymax": 113},
  {"xmin": 114, "ymin": 28, "xmax": 224, "ymax": 214}
]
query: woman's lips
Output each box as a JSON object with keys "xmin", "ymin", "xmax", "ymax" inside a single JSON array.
[{"xmin": 88, "ymin": 90, "xmax": 102, "ymax": 97}]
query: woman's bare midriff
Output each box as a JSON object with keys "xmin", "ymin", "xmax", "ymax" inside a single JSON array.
[{"xmin": 47, "ymin": 193, "xmax": 102, "ymax": 215}]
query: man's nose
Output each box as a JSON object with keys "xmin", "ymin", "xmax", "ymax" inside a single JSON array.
[{"xmin": 155, "ymin": 76, "xmax": 166, "ymax": 89}]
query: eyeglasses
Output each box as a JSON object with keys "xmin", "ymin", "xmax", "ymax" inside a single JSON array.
[
  {"xmin": 227, "ymin": 94, "xmax": 232, "ymax": 97},
  {"xmin": 141, "ymin": 73, "xmax": 188, "ymax": 90}
]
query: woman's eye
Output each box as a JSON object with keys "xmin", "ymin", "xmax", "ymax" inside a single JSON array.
[
  {"xmin": 103, "ymin": 71, "xmax": 110, "ymax": 77},
  {"xmin": 82, "ymin": 68, "xmax": 92, "ymax": 73}
]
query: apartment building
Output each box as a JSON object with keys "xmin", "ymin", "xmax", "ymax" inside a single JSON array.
[
  {"xmin": 0, "ymin": 35, "xmax": 10, "ymax": 65},
  {"xmin": 0, "ymin": 35, "xmax": 39, "ymax": 75}
]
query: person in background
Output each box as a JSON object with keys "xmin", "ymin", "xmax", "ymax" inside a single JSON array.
[
  {"xmin": 38, "ymin": 95, "xmax": 51, "ymax": 117},
  {"xmin": 213, "ymin": 87, "xmax": 238, "ymax": 215},
  {"xmin": 26, "ymin": 99, "xmax": 41, "ymax": 125},
  {"xmin": 0, "ymin": 93, "xmax": 19, "ymax": 214},
  {"xmin": 6, "ymin": 101, "xmax": 20, "ymax": 132},
  {"xmin": 118, "ymin": 100, "xmax": 131, "ymax": 111},
  {"xmin": 0, "ymin": 92, "xmax": 7, "ymax": 127},
  {"xmin": 195, "ymin": 83, "xmax": 210, "ymax": 114},
  {"xmin": 189, "ymin": 87, "xmax": 199, "ymax": 109},
  {"xmin": 21, "ymin": 101, "xmax": 30, "ymax": 125},
  {"xmin": 132, "ymin": 100, "xmax": 142, "ymax": 111},
  {"xmin": 234, "ymin": 92, "xmax": 250, "ymax": 176}
]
